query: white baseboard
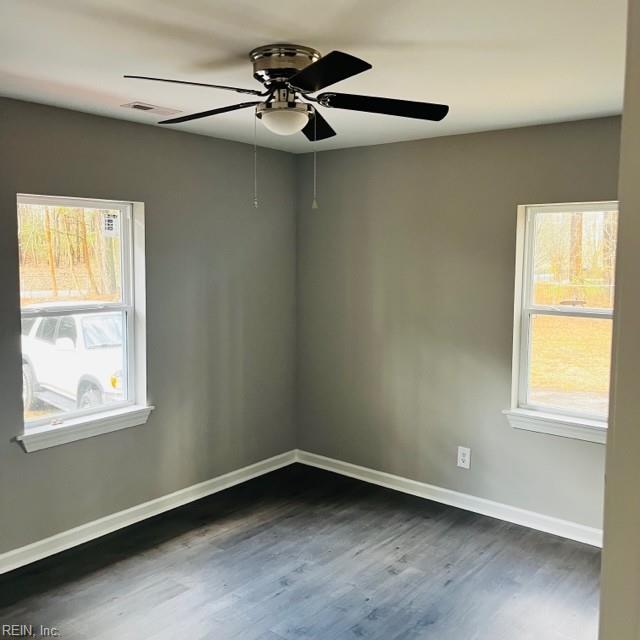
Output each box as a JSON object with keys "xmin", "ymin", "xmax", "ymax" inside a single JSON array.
[
  {"xmin": 295, "ymin": 450, "xmax": 603, "ymax": 548},
  {"xmin": 1, "ymin": 447, "xmax": 601, "ymax": 574},
  {"xmin": 0, "ymin": 450, "xmax": 296, "ymax": 574}
]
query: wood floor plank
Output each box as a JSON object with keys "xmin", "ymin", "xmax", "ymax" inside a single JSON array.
[{"xmin": 0, "ymin": 464, "xmax": 600, "ymax": 640}]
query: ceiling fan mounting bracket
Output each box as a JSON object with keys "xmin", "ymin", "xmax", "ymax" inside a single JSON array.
[{"xmin": 249, "ymin": 44, "xmax": 321, "ymax": 86}]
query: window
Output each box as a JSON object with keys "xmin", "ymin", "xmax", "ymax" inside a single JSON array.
[
  {"xmin": 58, "ymin": 316, "xmax": 78, "ymax": 346},
  {"xmin": 16, "ymin": 195, "xmax": 151, "ymax": 452},
  {"xmin": 36, "ymin": 317, "xmax": 59, "ymax": 344},
  {"xmin": 504, "ymin": 202, "xmax": 618, "ymax": 444}
]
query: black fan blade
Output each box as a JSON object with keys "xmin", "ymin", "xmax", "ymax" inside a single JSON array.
[
  {"xmin": 289, "ymin": 51, "xmax": 372, "ymax": 93},
  {"xmin": 124, "ymin": 75, "xmax": 266, "ymax": 96},
  {"xmin": 159, "ymin": 101, "xmax": 260, "ymax": 124},
  {"xmin": 302, "ymin": 108, "xmax": 337, "ymax": 141},
  {"xmin": 318, "ymin": 92, "xmax": 449, "ymax": 121}
]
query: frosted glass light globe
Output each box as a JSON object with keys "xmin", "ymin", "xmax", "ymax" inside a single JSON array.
[{"xmin": 261, "ymin": 109, "xmax": 309, "ymax": 135}]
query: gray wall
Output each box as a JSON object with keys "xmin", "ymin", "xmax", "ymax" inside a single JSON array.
[
  {"xmin": 0, "ymin": 96, "xmax": 620, "ymax": 556},
  {"xmin": 296, "ymin": 117, "xmax": 620, "ymax": 528},
  {"xmin": 0, "ymin": 98, "xmax": 297, "ymax": 553},
  {"xmin": 600, "ymin": 1, "xmax": 640, "ymax": 637}
]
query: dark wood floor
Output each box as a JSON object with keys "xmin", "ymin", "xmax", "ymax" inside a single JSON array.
[{"xmin": 0, "ymin": 464, "xmax": 600, "ymax": 640}]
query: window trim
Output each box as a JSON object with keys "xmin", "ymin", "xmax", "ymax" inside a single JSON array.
[
  {"xmin": 15, "ymin": 195, "xmax": 152, "ymax": 452},
  {"xmin": 504, "ymin": 201, "xmax": 617, "ymax": 444},
  {"xmin": 16, "ymin": 405, "xmax": 153, "ymax": 452}
]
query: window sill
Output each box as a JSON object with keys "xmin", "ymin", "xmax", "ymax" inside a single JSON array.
[
  {"xmin": 503, "ymin": 408, "xmax": 607, "ymax": 444},
  {"xmin": 16, "ymin": 405, "xmax": 154, "ymax": 452}
]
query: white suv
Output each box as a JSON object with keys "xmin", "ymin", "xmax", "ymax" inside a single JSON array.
[{"xmin": 22, "ymin": 312, "xmax": 124, "ymax": 412}]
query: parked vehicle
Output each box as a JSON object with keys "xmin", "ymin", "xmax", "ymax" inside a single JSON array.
[{"xmin": 21, "ymin": 311, "xmax": 124, "ymax": 412}]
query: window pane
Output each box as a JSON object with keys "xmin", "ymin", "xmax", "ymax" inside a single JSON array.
[
  {"xmin": 21, "ymin": 311, "xmax": 127, "ymax": 426},
  {"xmin": 531, "ymin": 209, "xmax": 617, "ymax": 309},
  {"xmin": 17, "ymin": 203, "xmax": 123, "ymax": 308},
  {"xmin": 528, "ymin": 314, "xmax": 613, "ymax": 417},
  {"xmin": 58, "ymin": 316, "xmax": 78, "ymax": 346},
  {"xmin": 36, "ymin": 317, "xmax": 58, "ymax": 343},
  {"xmin": 21, "ymin": 317, "xmax": 37, "ymax": 336}
]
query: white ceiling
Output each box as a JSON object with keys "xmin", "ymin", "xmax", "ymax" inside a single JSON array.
[{"xmin": 0, "ymin": 0, "xmax": 628, "ymax": 153}]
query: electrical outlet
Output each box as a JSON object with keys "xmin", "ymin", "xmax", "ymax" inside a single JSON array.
[{"xmin": 457, "ymin": 446, "xmax": 471, "ymax": 469}]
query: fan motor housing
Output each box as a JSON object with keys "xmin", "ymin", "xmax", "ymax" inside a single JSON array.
[
  {"xmin": 255, "ymin": 89, "xmax": 312, "ymax": 119},
  {"xmin": 249, "ymin": 44, "xmax": 321, "ymax": 87}
]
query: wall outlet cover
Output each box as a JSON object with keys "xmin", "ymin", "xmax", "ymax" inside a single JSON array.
[{"xmin": 457, "ymin": 446, "xmax": 471, "ymax": 469}]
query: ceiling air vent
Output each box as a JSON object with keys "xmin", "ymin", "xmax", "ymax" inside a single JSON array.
[{"xmin": 121, "ymin": 102, "xmax": 181, "ymax": 116}]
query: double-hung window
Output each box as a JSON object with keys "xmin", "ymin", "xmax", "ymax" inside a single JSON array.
[
  {"xmin": 16, "ymin": 195, "xmax": 151, "ymax": 452},
  {"xmin": 504, "ymin": 201, "xmax": 618, "ymax": 443}
]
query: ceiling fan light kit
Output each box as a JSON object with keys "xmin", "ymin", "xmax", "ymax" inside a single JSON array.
[
  {"xmin": 125, "ymin": 42, "xmax": 450, "ymax": 139},
  {"xmin": 256, "ymin": 88, "xmax": 312, "ymax": 135}
]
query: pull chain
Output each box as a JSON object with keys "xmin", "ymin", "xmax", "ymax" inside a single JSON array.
[
  {"xmin": 312, "ymin": 108, "xmax": 319, "ymax": 209},
  {"xmin": 253, "ymin": 106, "xmax": 259, "ymax": 208}
]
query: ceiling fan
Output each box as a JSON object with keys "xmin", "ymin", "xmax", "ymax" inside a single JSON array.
[{"xmin": 125, "ymin": 44, "xmax": 449, "ymax": 141}]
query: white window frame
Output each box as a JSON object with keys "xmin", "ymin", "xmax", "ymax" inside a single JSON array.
[
  {"xmin": 15, "ymin": 194, "xmax": 152, "ymax": 452},
  {"xmin": 503, "ymin": 201, "xmax": 618, "ymax": 445}
]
